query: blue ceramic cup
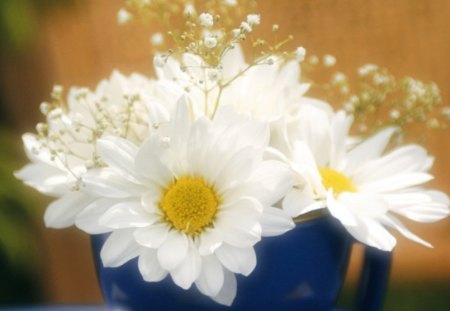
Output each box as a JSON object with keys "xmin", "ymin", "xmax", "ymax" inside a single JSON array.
[{"xmin": 91, "ymin": 216, "xmax": 391, "ymax": 311}]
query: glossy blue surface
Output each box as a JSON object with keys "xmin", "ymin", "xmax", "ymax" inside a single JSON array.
[
  {"xmin": 0, "ymin": 307, "xmax": 105, "ymax": 311},
  {"xmin": 355, "ymin": 246, "xmax": 392, "ymax": 311},
  {"xmin": 92, "ymin": 216, "xmax": 361, "ymax": 311}
]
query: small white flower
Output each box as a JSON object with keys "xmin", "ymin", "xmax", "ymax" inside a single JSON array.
[
  {"xmin": 154, "ymin": 54, "xmax": 166, "ymax": 68},
  {"xmin": 246, "ymin": 14, "xmax": 260, "ymax": 26},
  {"xmin": 323, "ymin": 54, "xmax": 336, "ymax": 67},
  {"xmin": 332, "ymin": 72, "xmax": 346, "ymax": 83},
  {"xmin": 358, "ymin": 64, "xmax": 378, "ymax": 76},
  {"xmin": 309, "ymin": 55, "xmax": 319, "ymax": 65},
  {"xmin": 224, "ymin": 0, "xmax": 237, "ymax": 6},
  {"xmin": 82, "ymin": 99, "xmax": 294, "ymax": 305},
  {"xmin": 52, "ymin": 84, "xmax": 63, "ymax": 95},
  {"xmin": 117, "ymin": 8, "xmax": 132, "ymax": 25},
  {"xmin": 343, "ymin": 102, "xmax": 354, "ymax": 112},
  {"xmin": 231, "ymin": 28, "xmax": 241, "ymax": 37},
  {"xmin": 204, "ymin": 35, "xmax": 218, "ymax": 49},
  {"xmin": 442, "ymin": 107, "xmax": 450, "ymax": 118},
  {"xmin": 184, "ymin": 3, "xmax": 196, "ymax": 16},
  {"xmin": 39, "ymin": 102, "xmax": 50, "ymax": 115},
  {"xmin": 240, "ymin": 22, "xmax": 252, "ymax": 33},
  {"xmin": 373, "ymin": 73, "xmax": 390, "ymax": 85},
  {"xmin": 295, "ymin": 46, "xmax": 306, "ymax": 62},
  {"xmin": 390, "ymin": 109, "xmax": 400, "ymax": 119},
  {"xmin": 150, "ymin": 33, "xmax": 164, "ymax": 46},
  {"xmin": 266, "ymin": 56, "xmax": 276, "ymax": 65},
  {"xmin": 199, "ymin": 13, "xmax": 214, "ymax": 27}
]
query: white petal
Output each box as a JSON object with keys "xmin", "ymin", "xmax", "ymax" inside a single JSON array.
[
  {"xmin": 100, "ymin": 229, "xmax": 141, "ymax": 267},
  {"xmin": 295, "ymin": 104, "xmax": 332, "ymax": 167},
  {"xmin": 248, "ymin": 160, "xmax": 293, "ymax": 206},
  {"xmin": 329, "ymin": 111, "xmax": 353, "ymax": 169},
  {"xmin": 83, "ymin": 168, "xmax": 145, "ymax": 198},
  {"xmin": 138, "ymin": 248, "xmax": 168, "ymax": 282},
  {"xmin": 198, "ymin": 229, "xmax": 223, "ymax": 256},
  {"xmin": 382, "ymin": 215, "xmax": 432, "ymax": 248},
  {"xmin": 157, "ymin": 230, "xmax": 189, "ymax": 270},
  {"xmin": 215, "ymin": 244, "xmax": 256, "ymax": 276},
  {"xmin": 134, "ymin": 223, "xmax": 169, "ymax": 248},
  {"xmin": 15, "ymin": 163, "xmax": 71, "ymax": 196},
  {"xmin": 217, "ymin": 197, "xmax": 262, "ymax": 228},
  {"xmin": 134, "ymin": 136, "xmax": 173, "ymax": 187},
  {"xmin": 216, "ymin": 199, "xmax": 262, "ymax": 248},
  {"xmin": 213, "ymin": 147, "xmax": 259, "ymax": 191},
  {"xmin": 75, "ymin": 198, "xmax": 117, "ymax": 234},
  {"xmin": 210, "ymin": 268, "xmax": 237, "ymax": 306},
  {"xmin": 326, "ymin": 191, "xmax": 357, "ymax": 226},
  {"xmin": 182, "ymin": 53, "xmax": 204, "ymax": 79},
  {"xmin": 221, "ymin": 45, "xmax": 245, "ymax": 79},
  {"xmin": 99, "ymin": 200, "xmax": 157, "ymax": 229},
  {"xmin": 385, "ymin": 190, "xmax": 450, "ymax": 223},
  {"xmin": 345, "ymin": 127, "xmax": 397, "ymax": 174},
  {"xmin": 44, "ymin": 192, "xmax": 93, "ymax": 228},
  {"xmin": 260, "ymin": 206, "xmax": 295, "ymax": 237},
  {"xmin": 97, "ymin": 136, "xmax": 139, "ymax": 179},
  {"xmin": 22, "ymin": 134, "xmax": 60, "ymax": 167},
  {"xmin": 338, "ymin": 192, "xmax": 389, "ymax": 218},
  {"xmin": 355, "ymin": 145, "xmax": 432, "ymax": 184},
  {"xmin": 282, "ymin": 188, "xmax": 324, "ymax": 218},
  {"xmin": 217, "ymin": 222, "xmax": 261, "ymax": 248},
  {"xmin": 170, "ymin": 96, "xmax": 191, "ymax": 157},
  {"xmin": 140, "ymin": 189, "xmax": 161, "ymax": 214},
  {"xmin": 184, "ymin": 118, "xmax": 210, "ymax": 175},
  {"xmin": 170, "ymin": 241, "xmax": 202, "ymax": 289},
  {"xmin": 359, "ymin": 172, "xmax": 433, "ymax": 193},
  {"xmin": 346, "ymin": 218, "xmax": 397, "ymax": 251},
  {"xmin": 212, "ymin": 109, "xmax": 269, "ymax": 150},
  {"xmin": 195, "ymin": 255, "xmax": 224, "ymax": 297}
]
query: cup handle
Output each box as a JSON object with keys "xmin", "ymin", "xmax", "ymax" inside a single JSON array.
[{"xmin": 354, "ymin": 246, "xmax": 392, "ymax": 311}]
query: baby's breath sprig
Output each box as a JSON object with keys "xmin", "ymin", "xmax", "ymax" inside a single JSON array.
[
  {"xmin": 121, "ymin": 1, "xmax": 304, "ymax": 120},
  {"xmin": 119, "ymin": 0, "xmax": 256, "ymax": 55},
  {"xmin": 348, "ymin": 65, "xmax": 447, "ymax": 137},
  {"xmin": 303, "ymin": 59, "xmax": 448, "ymax": 138},
  {"xmin": 30, "ymin": 84, "xmax": 151, "ymax": 190},
  {"xmin": 118, "ymin": 1, "xmax": 302, "ymax": 68}
]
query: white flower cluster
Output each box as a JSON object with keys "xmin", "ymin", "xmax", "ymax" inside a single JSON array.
[
  {"xmin": 16, "ymin": 5, "xmax": 449, "ymax": 308},
  {"xmin": 16, "ymin": 45, "xmax": 450, "ymax": 305}
]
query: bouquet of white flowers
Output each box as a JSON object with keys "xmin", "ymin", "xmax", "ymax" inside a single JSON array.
[{"xmin": 15, "ymin": 0, "xmax": 449, "ymax": 309}]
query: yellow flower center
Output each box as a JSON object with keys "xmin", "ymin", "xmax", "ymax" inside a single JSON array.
[
  {"xmin": 159, "ymin": 177, "xmax": 220, "ymax": 236},
  {"xmin": 319, "ymin": 168, "xmax": 357, "ymax": 195}
]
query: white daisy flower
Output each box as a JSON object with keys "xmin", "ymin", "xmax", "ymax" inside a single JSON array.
[
  {"xmin": 81, "ymin": 98, "xmax": 294, "ymax": 305},
  {"xmin": 15, "ymin": 71, "xmax": 166, "ymax": 229},
  {"xmin": 282, "ymin": 105, "xmax": 450, "ymax": 251},
  {"xmin": 154, "ymin": 45, "xmax": 310, "ymax": 123}
]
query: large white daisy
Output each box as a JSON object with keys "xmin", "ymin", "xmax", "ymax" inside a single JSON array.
[
  {"xmin": 81, "ymin": 98, "xmax": 294, "ymax": 305},
  {"xmin": 15, "ymin": 71, "xmax": 165, "ymax": 228},
  {"xmin": 281, "ymin": 104, "xmax": 450, "ymax": 251}
]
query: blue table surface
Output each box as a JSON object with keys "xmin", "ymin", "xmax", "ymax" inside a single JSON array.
[
  {"xmin": 1, "ymin": 308, "xmax": 347, "ymax": 311},
  {"xmin": 0, "ymin": 307, "xmax": 105, "ymax": 311}
]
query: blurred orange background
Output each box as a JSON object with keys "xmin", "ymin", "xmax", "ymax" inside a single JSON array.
[{"xmin": 0, "ymin": 0, "xmax": 449, "ymax": 306}]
